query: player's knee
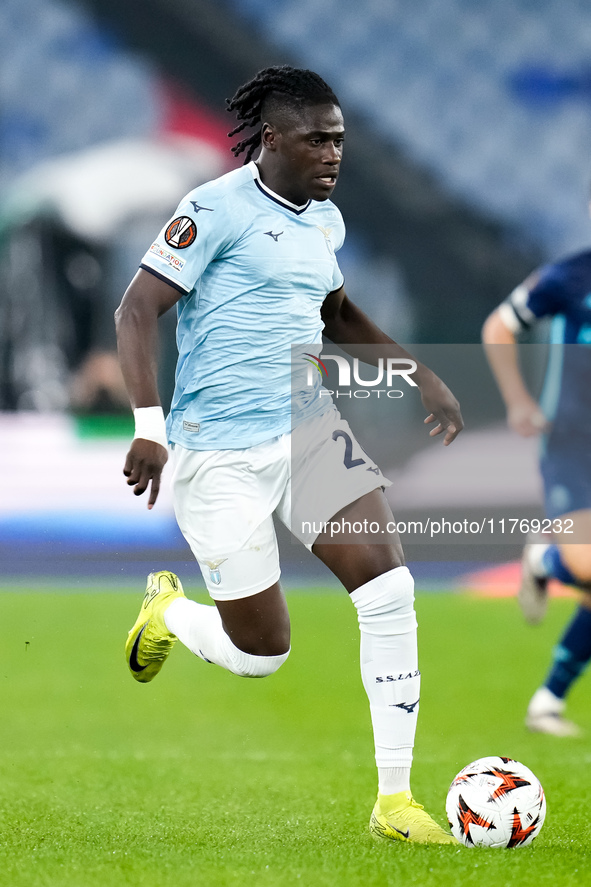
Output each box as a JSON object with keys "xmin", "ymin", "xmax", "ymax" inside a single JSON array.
[
  {"xmin": 234, "ymin": 646, "xmax": 290, "ymax": 678},
  {"xmin": 559, "ymin": 552, "xmax": 591, "ymax": 586},
  {"xmin": 232, "ymin": 624, "xmax": 291, "ymax": 658},
  {"xmin": 571, "ymin": 566, "xmax": 591, "ymax": 588},
  {"xmin": 351, "ymin": 566, "xmax": 416, "ymax": 634}
]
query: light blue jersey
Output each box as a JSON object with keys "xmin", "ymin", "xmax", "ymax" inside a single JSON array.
[{"xmin": 140, "ymin": 162, "xmax": 345, "ymax": 450}]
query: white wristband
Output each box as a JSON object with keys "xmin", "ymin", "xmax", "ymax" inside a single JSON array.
[{"xmin": 133, "ymin": 406, "xmax": 168, "ymax": 450}]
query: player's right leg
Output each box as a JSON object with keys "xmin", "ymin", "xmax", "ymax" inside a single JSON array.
[
  {"xmin": 282, "ymin": 407, "xmax": 457, "ymax": 844},
  {"xmin": 312, "ymin": 492, "xmax": 457, "ymax": 845},
  {"xmin": 526, "ymin": 589, "xmax": 591, "ymax": 737}
]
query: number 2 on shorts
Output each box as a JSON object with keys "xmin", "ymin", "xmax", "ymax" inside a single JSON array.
[{"xmin": 332, "ymin": 430, "xmax": 366, "ymax": 469}]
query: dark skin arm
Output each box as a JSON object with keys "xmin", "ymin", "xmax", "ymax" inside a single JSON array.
[
  {"xmin": 115, "ymin": 269, "xmax": 183, "ymax": 508},
  {"xmin": 321, "ymin": 286, "xmax": 463, "ymax": 445}
]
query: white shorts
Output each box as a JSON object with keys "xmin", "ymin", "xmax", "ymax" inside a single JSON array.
[{"xmin": 170, "ymin": 407, "xmax": 390, "ymax": 600}]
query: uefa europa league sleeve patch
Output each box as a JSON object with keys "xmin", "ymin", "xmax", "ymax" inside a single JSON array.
[{"xmin": 165, "ymin": 216, "xmax": 197, "ymax": 249}]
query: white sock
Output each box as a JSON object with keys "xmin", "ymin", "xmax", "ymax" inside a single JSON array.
[
  {"xmin": 528, "ymin": 544, "xmax": 550, "ymax": 578},
  {"xmin": 164, "ymin": 597, "xmax": 289, "ymax": 678},
  {"xmin": 378, "ymin": 767, "xmax": 411, "ymax": 795},
  {"xmin": 350, "ymin": 566, "xmax": 419, "ymax": 783}
]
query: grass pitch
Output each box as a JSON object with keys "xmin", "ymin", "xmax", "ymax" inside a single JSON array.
[{"xmin": 0, "ymin": 586, "xmax": 589, "ymax": 886}]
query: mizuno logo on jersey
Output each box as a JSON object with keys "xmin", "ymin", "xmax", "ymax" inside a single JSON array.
[
  {"xmin": 165, "ymin": 216, "xmax": 197, "ymax": 249},
  {"xmin": 190, "ymin": 202, "xmax": 214, "ymax": 214},
  {"xmin": 264, "ymin": 230, "xmax": 284, "ymax": 241}
]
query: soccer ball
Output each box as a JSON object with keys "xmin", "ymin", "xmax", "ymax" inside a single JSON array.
[{"xmin": 446, "ymin": 756, "xmax": 546, "ymax": 848}]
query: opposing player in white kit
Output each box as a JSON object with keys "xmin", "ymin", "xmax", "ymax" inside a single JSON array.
[{"xmin": 115, "ymin": 66, "xmax": 463, "ymax": 844}]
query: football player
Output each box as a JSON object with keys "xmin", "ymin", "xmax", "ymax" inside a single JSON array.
[
  {"xmin": 116, "ymin": 66, "xmax": 462, "ymax": 841},
  {"xmin": 483, "ymin": 249, "xmax": 591, "ymax": 736}
]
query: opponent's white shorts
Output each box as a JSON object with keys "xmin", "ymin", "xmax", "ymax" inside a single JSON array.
[{"xmin": 170, "ymin": 407, "xmax": 391, "ymax": 600}]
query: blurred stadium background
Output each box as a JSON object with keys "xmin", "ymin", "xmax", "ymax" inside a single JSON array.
[{"xmin": 2, "ymin": 0, "xmax": 590, "ymax": 588}]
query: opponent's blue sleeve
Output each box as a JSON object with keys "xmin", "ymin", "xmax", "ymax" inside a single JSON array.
[{"xmin": 501, "ymin": 265, "xmax": 566, "ymax": 332}]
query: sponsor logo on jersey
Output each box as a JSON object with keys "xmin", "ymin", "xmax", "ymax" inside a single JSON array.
[
  {"xmin": 165, "ymin": 216, "xmax": 197, "ymax": 249},
  {"xmin": 264, "ymin": 230, "xmax": 284, "ymax": 241},
  {"xmin": 148, "ymin": 242, "xmax": 186, "ymax": 272}
]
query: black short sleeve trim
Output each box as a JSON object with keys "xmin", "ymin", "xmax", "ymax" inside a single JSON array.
[{"xmin": 140, "ymin": 263, "xmax": 191, "ymax": 294}]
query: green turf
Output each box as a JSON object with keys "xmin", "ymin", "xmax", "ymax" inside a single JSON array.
[{"xmin": 0, "ymin": 587, "xmax": 589, "ymax": 886}]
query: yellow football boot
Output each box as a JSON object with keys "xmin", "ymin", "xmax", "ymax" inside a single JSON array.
[
  {"xmin": 370, "ymin": 791, "xmax": 459, "ymax": 845},
  {"xmin": 125, "ymin": 570, "xmax": 185, "ymax": 683}
]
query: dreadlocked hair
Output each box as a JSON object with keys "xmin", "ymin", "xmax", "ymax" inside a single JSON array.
[{"xmin": 226, "ymin": 65, "xmax": 340, "ymax": 164}]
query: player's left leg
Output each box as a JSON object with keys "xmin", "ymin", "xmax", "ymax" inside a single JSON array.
[
  {"xmin": 125, "ymin": 570, "xmax": 291, "ymax": 683},
  {"xmin": 126, "ymin": 437, "xmax": 293, "ymax": 683},
  {"xmin": 125, "ymin": 569, "xmax": 188, "ymax": 683},
  {"xmin": 522, "ymin": 452, "xmax": 591, "ymax": 625},
  {"xmin": 312, "ymin": 489, "xmax": 457, "ymax": 845},
  {"xmin": 519, "ymin": 533, "xmax": 590, "ymax": 625},
  {"xmin": 518, "ymin": 542, "xmax": 551, "ymax": 625},
  {"xmin": 526, "ymin": 518, "xmax": 591, "ymax": 736}
]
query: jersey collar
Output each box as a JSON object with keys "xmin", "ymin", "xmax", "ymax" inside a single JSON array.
[{"xmin": 249, "ymin": 161, "xmax": 311, "ymax": 215}]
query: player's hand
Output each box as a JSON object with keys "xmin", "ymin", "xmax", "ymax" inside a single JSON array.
[
  {"xmin": 507, "ymin": 398, "xmax": 549, "ymax": 437},
  {"xmin": 420, "ymin": 373, "xmax": 464, "ymax": 446},
  {"xmin": 123, "ymin": 438, "xmax": 168, "ymax": 509}
]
